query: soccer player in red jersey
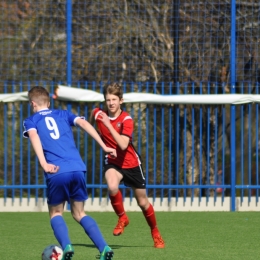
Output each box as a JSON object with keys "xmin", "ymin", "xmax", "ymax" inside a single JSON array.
[{"xmin": 90, "ymin": 82, "xmax": 165, "ymax": 248}]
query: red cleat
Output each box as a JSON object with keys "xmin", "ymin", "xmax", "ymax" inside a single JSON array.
[
  {"xmin": 152, "ymin": 234, "xmax": 165, "ymax": 248},
  {"xmin": 113, "ymin": 216, "xmax": 129, "ymax": 236}
]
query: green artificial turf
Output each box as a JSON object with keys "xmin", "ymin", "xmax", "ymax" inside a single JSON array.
[{"xmin": 0, "ymin": 212, "xmax": 259, "ymax": 259}]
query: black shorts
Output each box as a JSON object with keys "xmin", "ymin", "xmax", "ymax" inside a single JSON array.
[{"xmin": 103, "ymin": 164, "xmax": 146, "ymax": 189}]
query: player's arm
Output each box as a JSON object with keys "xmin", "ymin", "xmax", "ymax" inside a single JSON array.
[
  {"xmin": 27, "ymin": 130, "xmax": 59, "ymax": 173},
  {"xmin": 98, "ymin": 112, "xmax": 130, "ymax": 150},
  {"xmin": 75, "ymin": 118, "xmax": 117, "ymax": 157},
  {"xmin": 106, "ymin": 123, "xmax": 129, "ymax": 151}
]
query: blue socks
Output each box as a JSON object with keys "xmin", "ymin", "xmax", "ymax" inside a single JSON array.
[
  {"xmin": 80, "ymin": 215, "xmax": 107, "ymax": 253},
  {"xmin": 50, "ymin": 215, "xmax": 107, "ymax": 253},
  {"xmin": 50, "ymin": 215, "xmax": 71, "ymax": 250}
]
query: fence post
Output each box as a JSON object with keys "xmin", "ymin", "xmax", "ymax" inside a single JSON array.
[
  {"xmin": 173, "ymin": 0, "xmax": 180, "ymax": 200},
  {"xmin": 230, "ymin": 0, "xmax": 237, "ymax": 211},
  {"xmin": 66, "ymin": 0, "xmax": 72, "ymax": 211},
  {"xmin": 66, "ymin": 0, "xmax": 72, "ymax": 86}
]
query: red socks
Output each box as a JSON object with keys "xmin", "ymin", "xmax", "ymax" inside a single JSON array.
[
  {"xmin": 110, "ymin": 192, "xmax": 159, "ymax": 235},
  {"xmin": 109, "ymin": 190, "xmax": 126, "ymax": 218},
  {"xmin": 143, "ymin": 204, "xmax": 159, "ymax": 235}
]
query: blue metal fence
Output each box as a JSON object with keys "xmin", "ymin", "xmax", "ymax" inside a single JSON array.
[
  {"xmin": 1, "ymin": 82, "xmax": 260, "ymax": 211},
  {"xmin": 1, "ymin": 1, "xmax": 260, "ymax": 211}
]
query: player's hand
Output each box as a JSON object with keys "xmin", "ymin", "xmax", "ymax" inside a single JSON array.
[
  {"xmin": 42, "ymin": 163, "xmax": 60, "ymax": 174},
  {"xmin": 98, "ymin": 112, "xmax": 111, "ymax": 128},
  {"xmin": 104, "ymin": 147, "xmax": 117, "ymax": 158}
]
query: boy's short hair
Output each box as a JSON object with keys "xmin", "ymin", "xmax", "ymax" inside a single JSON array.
[
  {"xmin": 28, "ymin": 86, "xmax": 50, "ymax": 106},
  {"xmin": 103, "ymin": 82, "xmax": 123, "ymax": 100}
]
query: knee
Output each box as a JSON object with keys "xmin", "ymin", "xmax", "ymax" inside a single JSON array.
[
  {"xmin": 71, "ymin": 211, "xmax": 85, "ymax": 223},
  {"xmin": 107, "ymin": 183, "xmax": 119, "ymax": 194},
  {"xmin": 105, "ymin": 172, "xmax": 121, "ymax": 193},
  {"xmin": 137, "ymin": 198, "xmax": 149, "ymax": 210}
]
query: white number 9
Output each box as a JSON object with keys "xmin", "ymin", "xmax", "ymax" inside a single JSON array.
[{"xmin": 45, "ymin": 117, "xmax": 60, "ymax": 139}]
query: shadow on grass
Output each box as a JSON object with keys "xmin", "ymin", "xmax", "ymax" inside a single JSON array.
[{"xmin": 72, "ymin": 243, "xmax": 150, "ymax": 249}]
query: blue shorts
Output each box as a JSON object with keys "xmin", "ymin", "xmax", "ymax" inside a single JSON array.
[{"xmin": 46, "ymin": 171, "xmax": 88, "ymax": 205}]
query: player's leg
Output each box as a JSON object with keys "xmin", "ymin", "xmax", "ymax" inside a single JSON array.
[
  {"xmin": 134, "ymin": 188, "xmax": 165, "ymax": 248},
  {"xmin": 47, "ymin": 173, "xmax": 75, "ymax": 259},
  {"xmin": 70, "ymin": 200, "xmax": 108, "ymax": 252},
  {"xmin": 126, "ymin": 165, "xmax": 164, "ymax": 248},
  {"xmin": 105, "ymin": 166, "xmax": 129, "ymax": 236},
  {"xmin": 70, "ymin": 172, "xmax": 114, "ymax": 259},
  {"xmin": 49, "ymin": 203, "xmax": 74, "ymax": 259}
]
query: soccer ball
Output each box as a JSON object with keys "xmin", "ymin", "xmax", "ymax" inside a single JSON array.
[{"xmin": 42, "ymin": 245, "xmax": 63, "ymax": 260}]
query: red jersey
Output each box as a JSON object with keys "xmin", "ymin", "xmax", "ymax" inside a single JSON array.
[{"xmin": 93, "ymin": 108, "xmax": 141, "ymax": 169}]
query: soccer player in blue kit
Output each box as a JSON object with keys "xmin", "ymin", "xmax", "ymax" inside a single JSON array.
[{"xmin": 23, "ymin": 86, "xmax": 115, "ymax": 260}]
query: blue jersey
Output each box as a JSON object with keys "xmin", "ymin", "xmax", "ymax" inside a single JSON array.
[{"xmin": 23, "ymin": 109, "xmax": 86, "ymax": 179}]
